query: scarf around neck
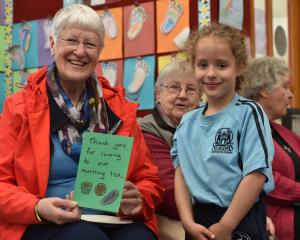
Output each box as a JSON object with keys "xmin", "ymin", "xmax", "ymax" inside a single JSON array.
[{"xmin": 46, "ymin": 63, "xmax": 109, "ymax": 162}]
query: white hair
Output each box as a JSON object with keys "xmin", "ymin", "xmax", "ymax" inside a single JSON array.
[
  {"xmin": 241, "ymin": 57, "xmax": 289, "ymax": 101},
  {"xmin": 51, "ymin": 4, "xmax": 105, "ymax": 47},
  {"xmin": 156, "ymin": 59, "xmax": 195, "ymax": 91}
]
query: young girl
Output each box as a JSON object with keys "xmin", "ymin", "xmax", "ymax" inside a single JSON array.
[{"xmin": 171, "ymin": 24, "xmax": 274, "ymax": 240}]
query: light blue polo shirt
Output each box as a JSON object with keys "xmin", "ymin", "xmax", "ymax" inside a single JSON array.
[{"xmin": 171, "ymin": 95, "xmax": 274, "ymax": 207}]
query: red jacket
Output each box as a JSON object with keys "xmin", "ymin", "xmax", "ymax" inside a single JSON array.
[
  {"xmin": 0, "ymin": 67, "xmax": 164, "ymax": 240},
  {"xmin": 142, "ymin": 132, "xmax": 179, "ymax": 220},
  {"xmin": 264, "ymin": 121, "xmax": 300, "ymax": 240}
]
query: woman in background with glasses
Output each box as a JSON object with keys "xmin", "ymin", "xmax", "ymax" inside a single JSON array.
[
  {"xmin": 0, "ymin": 4, "xmax": 163, "ymax": 240},
  {"xmin": 138, "ymin": 59, "xmax": 201, "ymax": 240},
  {"xmin": 138, "ymin": 58, "xmax": 276, "ymax": 240},
  {"xmin": 241, "ymin": 56, "xmax": 299, "ymax": 240}
]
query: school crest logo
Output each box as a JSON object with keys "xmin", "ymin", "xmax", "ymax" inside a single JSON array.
[{"xmin": 212, "ymin": 128, "xmax": 233, "ymax": 154}]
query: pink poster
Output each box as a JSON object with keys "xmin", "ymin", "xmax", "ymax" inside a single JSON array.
[{"xmin": 123, "ymin": 2, "xmax": 155, "ymax": 58}]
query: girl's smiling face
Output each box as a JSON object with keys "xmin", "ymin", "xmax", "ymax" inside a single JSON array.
[{"xmin": 194, "ymin": 36, "xmax": 243, "ymax": 111}]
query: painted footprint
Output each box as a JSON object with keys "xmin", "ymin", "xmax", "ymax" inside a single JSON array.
[
  {"xmin": 101, "ymin": 61, "xmax": 117, "ymax": 87},
  {"xmin": 160, "ymin": 1, "xmax": 183, "ymax": 34},
  {"xmin": 221, "ymin": 0, "xmax": 233, "ymax": 19},
  {"xmin": 7, "ymin": 45, "xmax": 25, "ymax": 70},
  {"xmin": 101, "ymin": 10, "xmax": 118, "ymax": 39},
  {"xmin": 19, "ymin": 22, "xmax": 32, "ymax": 52},
  {"xmin": 128, "ymin": 59, "xmax": 150, "ymax": 94},
  {"xmin": 127, "ymin": 5, "xmax": 147, "ymax": 40}
]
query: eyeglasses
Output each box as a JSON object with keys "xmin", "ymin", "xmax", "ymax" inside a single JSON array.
[
  {"xmin": 58, "ymin": 37, "xmax": 101, "ymax": 50},
  {"xmin": 160, "ymin": 84, "xmax": 197, "ymax": 96}
]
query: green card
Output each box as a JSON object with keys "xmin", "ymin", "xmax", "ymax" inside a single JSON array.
[{"xmin": 74, "ymin": 131, "xmax": 133, "ymax": 213}]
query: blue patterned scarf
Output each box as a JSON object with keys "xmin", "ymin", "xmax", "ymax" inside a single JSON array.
[{"xmin": 47, "ymin": 64, "xmax": 109, "ymax": 162}]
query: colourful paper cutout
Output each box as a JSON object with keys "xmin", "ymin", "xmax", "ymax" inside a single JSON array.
[
  {"xmin": 3, "ymin": 0, "xmax": 13, "ymax": 97},
  {"xmin": 0, "ymin": 26, "xmax": 5, "ymax": 71},
  {"xmin": 219, "ymin": 0, "xmax": 244, "ymax": 30},
  {"xmin": 254, "ymin": 8, "xmax": 267, "ymax": 56},
  {"xmin": 102, "ymin": 10, "xmax": 118, "ymax": 39},
  {"xmin": 173, "ymin": 26, "xmax": 190, "ymax": 49},
  {"xmin": 38, "ymin": 18, "xmax": 53, "ymax": 67},
  {"xmin": 198, "ymin": 0, "xmax": 210, "ymax": 29},
  {"xmin": 96, "ymin": 60, "xmax": 123, "ymax": 87},
  {"xmin": 156, "ymin": 0, "xmax": 190, "ymax": 53},
  {"xmin": 98, "ymin": 8, "xmax": 123, "ymax": 61},
  {"xmin": 127, "ymin": 5, "xmax": 147, "ymax": 40},
  {"xmin": 160, "ymin": 0, "xmax": 183, "ymax": 34},
  {"xmin": 12, "ymin": 21, "xmax": 38, "ymax": 70},
  {"xmin": 0, "ymin": 72, "xmax": 5, "ymax": 112},
  {"xmin": 124, "ymin": 2, "xmax": 155, "ymax": 58},
  {"xmin": 128, "ymin": 59, "xmax": 150, "ymax": 94},
  {"xmin": 0, "ymin": 0, "xmax": 5, "ymax": 25},
  {"xmin": 123, "ymin": 56, "xmax": 155, "ymax": 110},
  {"xmin": 74, "ymin": 131, "xmax": 133, "ymax": 213},
  {"xmin": 101, "ymin": 62, "xmax": 118, "ymax": 87}
]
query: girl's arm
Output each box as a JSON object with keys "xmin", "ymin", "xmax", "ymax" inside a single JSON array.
[
  {"xmin": 209, "ymin": 171, "xmax": 266, "ymax": 240},
  {"xmin": 175, "ymin": 167, "xmax": 215, "ymax": 240}
]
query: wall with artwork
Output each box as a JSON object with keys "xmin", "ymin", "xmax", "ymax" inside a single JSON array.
[{"xmin": 2, "ymin": 0, "xmax": 298, "ymax": 112}]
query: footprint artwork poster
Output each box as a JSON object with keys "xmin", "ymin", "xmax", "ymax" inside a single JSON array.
[
  {"xmin": 74, "ymin": 132, "xmax": 133, "ymax": 213},
  {"xmin": 123, "ymin": 56, "xmax": 155, "ymax": 110}
]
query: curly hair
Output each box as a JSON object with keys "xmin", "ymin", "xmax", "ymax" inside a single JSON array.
[
  {"xmin": 241, "ymin": 56, "xmax": 289, "ymax": 101},
  {"xmin": 184, "ymin": 23, "xmax": 248, "ymax": 91}
]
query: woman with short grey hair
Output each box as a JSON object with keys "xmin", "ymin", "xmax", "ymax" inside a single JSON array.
[
  {"xmin": 241, "ymin": 56, "xmax": 289, "ymax": 101},
  {"xmin": 51, "ymin": 4, "xmax": 105, "ymax": 45},
  {"xmin": 241, "ymin": 56, "xmax": 299, "ymax": 240},
  {"xmin": 0, "ymin": 4, "xmax": 163, "ymax": 240},
  {"xmin": 139, "ymin": 59, "xmax": 201, "ymax": 240}
]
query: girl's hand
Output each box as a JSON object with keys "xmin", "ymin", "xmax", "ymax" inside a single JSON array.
[
  {"xmin": 266, "ymin": 217, "xmax": 276, "ymax": 240},
  {"xmin": 185, "ymin": 221, "xmax": 216, "ymax": 240},
  {"xmin": 36, "ymin": 197, "xmax": 81, "ymax": 224},
  {"xmin": 209, "ymin": 222, "xmax": 232, "ymax": 240},
  {"xmin": 120, "ymin": 181, "xmax": 142, "ymax": 216}
]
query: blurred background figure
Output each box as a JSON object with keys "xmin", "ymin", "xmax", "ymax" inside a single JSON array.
[{"xmin": 241, "ymin": 56, "xmax": 299, "ymax": 240}]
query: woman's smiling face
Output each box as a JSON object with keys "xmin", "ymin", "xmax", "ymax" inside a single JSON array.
[
  {"xmin": 156, "ymin": 77, "xmax": 200, "ymax": 125},
  {"xmin": 50, "ymin": 27, "xmax": 102, "ymax": 85}
]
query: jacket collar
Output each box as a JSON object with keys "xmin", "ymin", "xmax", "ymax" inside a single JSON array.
[
  {"xmin": 271, "ymin": 121, "xmax": 300, "ymax": 157},
  {"xmin": 153, "ymin": 107, "xmax": 176, "ymax": 134},
  {"xmin": 24, "ymin": 67, "xmax": 50, "ymax": 195}
]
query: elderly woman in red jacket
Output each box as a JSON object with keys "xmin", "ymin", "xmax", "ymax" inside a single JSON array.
[
  {"xmin": 242, "ymin": 56, "xmax": 299, "ymax": 240},
  {"xmin": 0, "ymin": 4, "xmax": 163, "ymax": 240}
]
